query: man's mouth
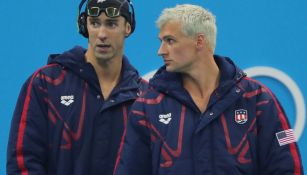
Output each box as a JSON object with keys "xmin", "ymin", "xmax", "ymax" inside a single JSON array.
[
  {"xmin": 163, "ymin": 59, "xmax": 172, "ymax": 64},
  {"xmin": 97, "ymin": 43, "xmax": 111, "ymax": 48},
  {"xmin": 96, "ymin": 44, "xmax": 111, "ymax": 52}
]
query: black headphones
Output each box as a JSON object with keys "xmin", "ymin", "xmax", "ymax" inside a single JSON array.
[{"xmin": 77, "ymin": 0, "xmax": 136, "ymax": 38}]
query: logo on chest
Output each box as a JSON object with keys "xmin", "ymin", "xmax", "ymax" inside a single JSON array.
[
  {"xmin": 159, "ymin": 113, "xmax": 172, "ymax": 125},
  {"xmin": 61, "ymin": 95, "xmax": 74, "ymax": 106},
  {"xmin": 235, "ymin": 109, "xmax": 248, "ymax": 124}
]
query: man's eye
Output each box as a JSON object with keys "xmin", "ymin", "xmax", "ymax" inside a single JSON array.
[
  {"xmin": 90, "ymin": 21, "xmax": 100, "ymax": 28},
  {"xmin": 106, "ymin": 21, "xmax": 118, "ymax": 28},
  {"xmin": 166, "ymin": 38, "xmax": 175, "ymax": 44}
]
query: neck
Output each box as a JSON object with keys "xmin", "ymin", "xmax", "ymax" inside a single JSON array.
[
  {"xmin": 85, "ymin": 52, "xmax": 123, "ymax": 99},
  {"xmin": 182, "ymin": 54, "xmax": 220, "ymax": 113},
  {"xmin": 85, "ymin": 49, "xmax": 123, "ymax": 81},
  {"xmin": 182, "ymin": 55, "xmax": 220, "ymax": 98}
]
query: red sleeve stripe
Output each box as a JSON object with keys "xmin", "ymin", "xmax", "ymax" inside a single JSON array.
[
  {"xmin": 243, "ymin": 88, "xmax": 266, "ymax": 98},
  {"xmin": 160, "ymin": 147, "xmax": 173, "ymax": 168},
  {"xmin": 138, "ymin": 105, "xmax": 186, "ymax": 158},
  {"xmin": 113, "ymin": 105, "xmax": 128, "ymax": 175},
  {"xmin": 38, "ymin": 86, "xmax": 48, "ymax": 93},
  {"xmin": 43, "ymin": 82, "xmax": 88, "ymax": 141},
  {"xmin": 47, "ymin": 110, "xmax": 57, "ymax": 124},
  {"xmin": 136, "ymin": 93, "xmax": 164, "ymax": 104},
  {"xmin": 36, "ymin": 69, "xmax": 66, "ymax": 86},
  {"xmin": 61, "ymin": 130, "xmax": 72, "ymax": 150},
  {"xmin": 237, "ymin": 141, "xmax": 252, "ymax": 164},
  {"xmin": 221, "ymin": 114, "xmax": 249, "ymax": 154},
  {"xmin": 256, "ymin": 100, "xmax": 269, "ymax": 106},
  {"xmin": 245, "ymin": 77, "xmax": 290, "ymax": 128},
  {"xmin": 131, "ymin": 110, "xmax": 145, "ymax": 116},
  {"xmin": 245, "ymin": 77, "xmax": 302, "ymax": 174},
  {"xmin": 16, "ymin": 64, "xmax": 57, "ymax": 175}
]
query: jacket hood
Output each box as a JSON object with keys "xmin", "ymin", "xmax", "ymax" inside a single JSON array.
[
  {"xmin": 47, "ymin": 46, "xmax": 141, "ymax": 94},
  {"xmin": 48, "ymin": 45, "xmax": 87, "ymax": 69}
]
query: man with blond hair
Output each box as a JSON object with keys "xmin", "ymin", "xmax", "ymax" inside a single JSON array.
[{"xmin": 114, "ymin": 4, "xmax": 303, "ymax": 175}]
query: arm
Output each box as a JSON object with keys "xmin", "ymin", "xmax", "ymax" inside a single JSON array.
[
  {"xmin": 7, "ymin": 74, "xmax": 48, "ymax": 175},
  {"xmin": 114, "ymin": 103, "xmax": 153, "ymax": 175},
  {"xmin": 257, "ymin": 92, "xmax": 304, "ymax": 175}
]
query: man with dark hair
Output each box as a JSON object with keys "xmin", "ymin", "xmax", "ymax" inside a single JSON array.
[{"xmin": 7, "ymin": 0, "xmax": 146, "ymax": 174}]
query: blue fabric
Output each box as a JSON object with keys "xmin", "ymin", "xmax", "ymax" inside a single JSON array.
[
  {"xmin": 115, "ymin": 56, "xmax": 304, "ymax": 175},
  {"xmin": 7, "ymin": 46, "xmax": 147, "ymax": 175}
]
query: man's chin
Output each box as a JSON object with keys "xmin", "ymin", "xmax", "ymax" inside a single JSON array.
[
  {"xmin": 165, "ymin": 66, "xmax": 175, "ymax": 72},
  {"xmin": 94, "ymin": 54, "xmax": 112, "ymax": 63}
]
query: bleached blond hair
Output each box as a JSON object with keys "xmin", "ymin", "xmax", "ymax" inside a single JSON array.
[{"xmin": 156, "ymin": 4, "xmax": 217, "ymax": 52}]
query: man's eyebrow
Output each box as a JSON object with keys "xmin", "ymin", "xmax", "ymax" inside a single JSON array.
[
  {"xmin": 158, "ymin": 35, "xmax": 171, "ymax": 41},
  {"xmin": 161, "ymin": 35, "xmax": 175, "ymax": 40},
  {"xmin": 88, "ymin": 16, "xmax": 99, "ymax": 21},
  {"xmin": 88, "ymin": 16, "xmax": 119, "ymax": 21},
  {"xmin": 105, "ymin": 18, "xmax": 119, "ymax": 22}
]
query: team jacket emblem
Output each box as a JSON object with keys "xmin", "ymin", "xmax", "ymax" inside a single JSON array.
[
  {"xmin": 159, "ymin": 113, "xmax": 172, "ymax": 124},
  {"xmin": 235, "ymin": 109, "xmax": 248, "ymax": 124},
  {"xmin": 61, "ymin": 95, "xmax": 74, "ymax": 106}
]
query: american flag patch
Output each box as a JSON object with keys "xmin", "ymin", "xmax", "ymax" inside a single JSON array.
[
  {"xmin": 276, "ymin": 129, "xmax": 296, "ymax": 146},
  {"xmin": 235, "ymin": 109, "xmax": 248, "ymax": 124}
]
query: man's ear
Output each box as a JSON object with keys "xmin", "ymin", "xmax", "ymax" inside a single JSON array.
[
  {"xmin": 196, "ymin": 34, "xmax": 213, "ymax": 53},
  {"xmin": 196, "ymin": 34, "xmax": 205, "ymax": 49},
  {"xmin": 125, "ymin": 22, "xmax": 132, "ymax": 37}
]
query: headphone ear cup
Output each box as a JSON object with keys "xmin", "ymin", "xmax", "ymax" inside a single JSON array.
[
  {"xmin": 131, "ymin": 15, "xmax": 135, "ymax": 34},
  {"xmin": 127, "ymin": 1, "xmax": 136, "ymax": 35},
  {"xmin": 78, "ymin": 12, "xmax": 89, "ymax": 38}
]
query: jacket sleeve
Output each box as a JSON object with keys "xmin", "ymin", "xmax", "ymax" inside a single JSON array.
[
  {"xmin": 257, "ymin": 91, "xmax": 304, "ymax": 175},
  {"xmin": 114, "ymin": 102, "xmax": 153, "ymax": 175},
  {"xmin": 7, "ymin": 74, "xmax": 48, "ymax": 175}
]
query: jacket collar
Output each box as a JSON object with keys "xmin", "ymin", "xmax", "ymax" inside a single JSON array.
[
  {"xmin": 149, "ymin": 55, "xmax": 246, "ymax": 111},
  {"xmin": 48, "ymin": 46, "xmax": 141, "ymax": 100}
]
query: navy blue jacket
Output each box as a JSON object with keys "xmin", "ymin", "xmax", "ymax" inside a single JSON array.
[
  {"xmin": 7, "ymin": 46, "xmax": 147, "ymax": 175},
  {"xmin": 115, "ymin": 56, "xmax": 303, "ymax": 175}
]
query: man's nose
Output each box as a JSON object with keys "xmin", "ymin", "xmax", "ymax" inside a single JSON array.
[
  {"xmin": 97, "ymin": 25, "xmax": 108, "ymax": 40},
  {"xmin": 158, "ymin": 42, "xmax": 167, "ymax": 56}
]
